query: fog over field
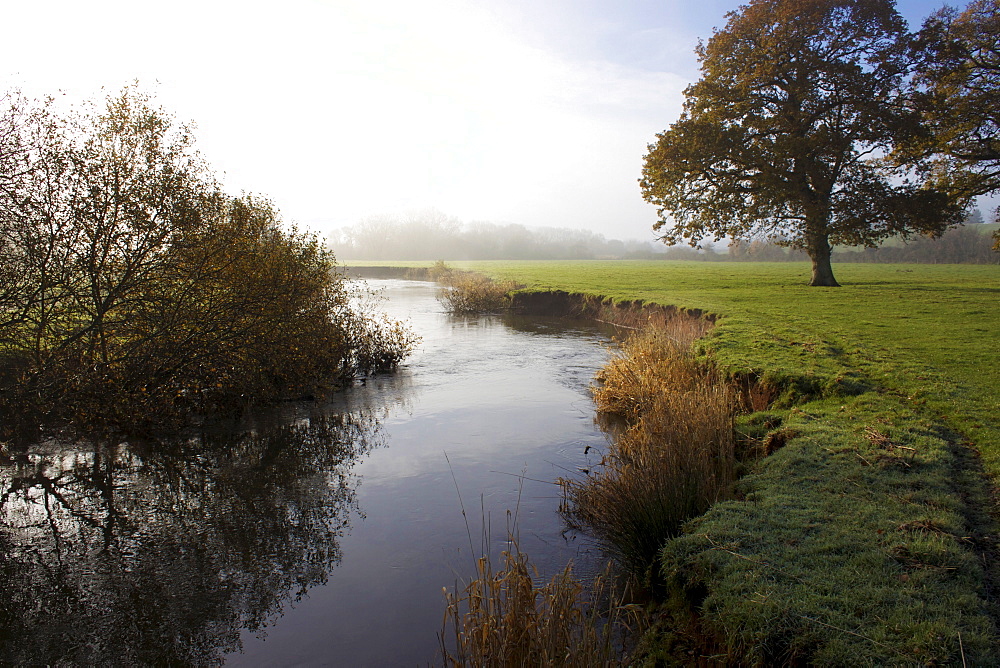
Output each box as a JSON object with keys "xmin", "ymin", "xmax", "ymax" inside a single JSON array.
[
  {"xmin": 6, "ymin": 0, "xmax": 990, "ymax": 244},
  {"xmin": 331, "ymin": 209, "xmax": 998, "ymax": 263}
]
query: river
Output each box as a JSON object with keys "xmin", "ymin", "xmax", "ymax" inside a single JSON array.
[{"xmin": 0, "ymin": 278, "xmax": 615, "ymax": 666}]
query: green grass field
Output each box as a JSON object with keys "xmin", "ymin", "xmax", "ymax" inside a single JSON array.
[{"xmin": 443, "ymin": 260, "xmax": 1000, "ymax": 662}]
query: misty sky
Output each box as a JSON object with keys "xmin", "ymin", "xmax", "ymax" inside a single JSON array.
[{"xmin": 6, "ymin": 0, "xmax": 980, "ymax": 242}]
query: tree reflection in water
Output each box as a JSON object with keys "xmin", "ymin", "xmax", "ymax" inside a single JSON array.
[{"xmin": 0, "ymin": 410, "xmax": 381, "ymax": 665}]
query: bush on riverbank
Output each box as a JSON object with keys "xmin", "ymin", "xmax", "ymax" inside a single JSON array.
[
  {"xmin": 0, "ymin": 88, "xmax": 417, "ymax": 434},
  {"xmin": 433, "ymin": 263, "xmax": 523, "ymax": 314}
]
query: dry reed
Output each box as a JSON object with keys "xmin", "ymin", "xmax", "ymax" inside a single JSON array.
[
  {"xmin": 591, "ymin": 317, "xmax": 714, "ymax": 418},
  {"xmin": 439, "ymin": 542, "xmax": 638, "ymax": 667},
  {"xmin": 564, "ymin": 318, "xmax": 737, "ymax": 579},
  {"xmin": 436, "ymin": 269, "xmax": 524, "ymax": 314}
]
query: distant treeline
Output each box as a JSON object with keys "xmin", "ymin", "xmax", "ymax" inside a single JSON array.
[
  {"xmin": 730, "ymin": 223, "xmax": 998, "ymax": 265},
  {"xmin": 833, "ymin": 223, "xmax": 999, "ymax": 265},
  {"xmin": 331, "ymin": 210, "xmax": 999, "ymax": 264},
  {"xmin": 731, "ymin": 220, "xmax": 998, "ymax": 265},
  {"xmin": 330, "ymin": 211, "xmax": 673, "ymax": 260}
]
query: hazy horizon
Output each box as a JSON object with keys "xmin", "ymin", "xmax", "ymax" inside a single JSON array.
[{"xmin": 6, "ymin": 0, "xmax": 992, "ymax": 243}]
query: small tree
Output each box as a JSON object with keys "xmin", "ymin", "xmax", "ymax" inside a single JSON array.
[
  {"xmin": 62, "ymin": 87, "xmax": 208, "ymax": 367},
  {"xmin": 640, "ymin": 0, "xmax": 966, "ymax": 286},
  {"xmin": 0, "ymin": 95, "xmax": 73, "ymax": 351},
  {"xmin": 0, "ymin": 93, "xmax": 41, "ymax": 342}
]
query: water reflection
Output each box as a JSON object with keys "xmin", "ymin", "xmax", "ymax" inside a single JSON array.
[
  {"xmin": 0, "ymin": 410, "xmax": 381, "ymax": 665},
  {"xmin": 0, "ymin": 280, "xmax": 615, "ymax": 666}
]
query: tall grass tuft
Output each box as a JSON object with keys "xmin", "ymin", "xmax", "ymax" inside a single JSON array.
[
  {"xmin": 439, "ymin": 542, "xmax": 637, "ymax": 667},
  {"xmin": 591, "ymin": 320, "xmax": 714, "ymax": 419},
  {"xmin": 437, "ymin": 271, "xmax": 524, "ymax": 314},
  {"xmin": 563, "ymin": 319, "xmax": 737, "ymax": 580}
]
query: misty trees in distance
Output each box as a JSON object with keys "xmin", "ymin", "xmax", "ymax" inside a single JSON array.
[
  {"xmin": 641, "ymin": 0, "xmax": 989, "ymax": 286},
  {"xmin": 331, "ymin": 207, "xmax": 996, "ymax": 263},
  {"xmin": 330, "ymin": 211, "xmax": 680, "ymax": 261},
  {"xmin": 722, "ymin": 206, "xmax": 996, "ymax": 263},
  {"xmin": 0, "ymin": 87, "xmax": 416, "ymax": 435}
]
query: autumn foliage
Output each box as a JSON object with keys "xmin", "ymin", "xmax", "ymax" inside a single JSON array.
[
  {"xmin": 640, "ymin": 0, "xmax": 974, "ymax": 287},
  {"xmin": 0, "ymin": 87, "xmax": 416, "ymax": 433}
]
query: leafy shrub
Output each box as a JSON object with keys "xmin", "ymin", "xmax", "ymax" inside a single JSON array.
[
  {"xmin": 338, "ymin": 282, "xmax": 421, "ymax": 376},
  {"xmin": 0, "ymin": 87, "xmax": 417, "ymax": 433},
  {"xmin": 427, "ymin": 259, "xmax": 453, "ymax": 281}
]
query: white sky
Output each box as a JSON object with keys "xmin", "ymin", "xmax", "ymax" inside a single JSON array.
[{"xmin": 6, "ymin": 0, "xmax": 985, "ymax": 243}]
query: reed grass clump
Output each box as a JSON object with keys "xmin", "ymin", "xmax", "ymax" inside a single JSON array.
[
  {"xmin": 564, "ymin": 320, "xmax": 737, "ymax": 580},
  {"xmin": 437, "ymin": 270, "xmax": 524, "ymax": 314},
  {"xmin": 439, "ymin": 544, "xmax": 637, "ymax": 667},
  {"xmin": 591, "ymin": 317, "xmax": 715, "ymax": 419}
]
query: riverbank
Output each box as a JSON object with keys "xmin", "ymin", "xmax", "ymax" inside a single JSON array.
[{"xmin": 348, "ymin": 260, "xmax": 1000, "ymax": 663}]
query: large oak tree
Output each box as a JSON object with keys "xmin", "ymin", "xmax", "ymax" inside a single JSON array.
[{"xmin": 641, "ymin": 0, "xmax": 966, "ymax": 286}]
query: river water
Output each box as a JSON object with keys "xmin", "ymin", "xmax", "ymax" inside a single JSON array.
[{"xmin": 0, "ymin": 279, "xmax": 615, "ymax": 666}]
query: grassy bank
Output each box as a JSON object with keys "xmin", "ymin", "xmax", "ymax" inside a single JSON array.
[
  {"xmin": 654, "ymin": 392, "xmax": 998, "ymax": 663},
  {"xmin": 439, "ymin": 260, "xmax": 1000, "ymax": 662},
  {"xmin": 459, "ymin": 261, "xmax": 999, "ymax": 476}
]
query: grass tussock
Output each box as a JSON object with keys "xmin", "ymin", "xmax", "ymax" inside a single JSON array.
[
  {"xmin": 593, "ymin": 305, "xmax": 715, "ymax": 340},
  {"xmin": 591, "ymin": 318, "xmax": 715, "ymax": 419},
  {"xmin": 564, "ymin": 321, "xmax": 738, "ymax": 581},
  {"xmin": 433, "ymin": 262, "xmax": 524, "ymax": 314},
  {"xmin": 439, "ymin": 543, "xmax": 639, "ymax": 667}
]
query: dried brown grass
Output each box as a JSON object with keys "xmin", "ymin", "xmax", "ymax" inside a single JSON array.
[
  {"xmin": 437, "ymin": 271, "xmax": 524, "ymax": 314},
  {"xmin": 591, "ymin": 317, "xmax": 715, "ymax": 419},
  {"xmin": 439, "ymin": 543, "xmax": 639, "ymax": 667},
  {"xmin": 564, "ymin": 318, "xmax": 737, "ymax": 579}
]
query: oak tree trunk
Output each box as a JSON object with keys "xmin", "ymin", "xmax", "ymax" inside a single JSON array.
[{"xmin": 807, "ymin": 234, "xmax": 840, "ymax": 287}]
